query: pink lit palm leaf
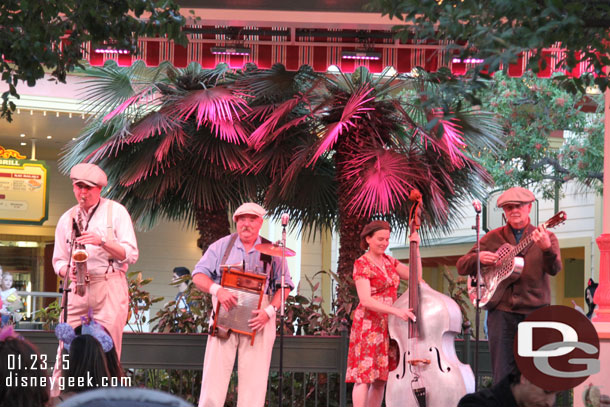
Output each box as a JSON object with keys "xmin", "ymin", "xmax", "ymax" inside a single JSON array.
[
  {"xmin": 60, "ymin": 60, "xmax": 176, "ymax": 170},
  {"xmin": 83, "ymin": 109, "xmax": 183, "ymax": 165},
  {"xmin": 432, "ymin": 109, "xmax": 468, "ymax": 169},
  {"xmin": 102, "ymin": 86, "xmax": 163, "ymax": 123},
  {"xmin": 342, "ymin": 149, "xmax": 419, "ymax": 218},
  {"xmin": 168, "ymin": 86, "xmax": 250, "ymax": 143},
  {"xmin": 247, "ymin": 87, "xmax": 325, "ymax": 151},
  {"xmin": 308, "ymin": 85, "xmax": 376, "ymax": 167}
]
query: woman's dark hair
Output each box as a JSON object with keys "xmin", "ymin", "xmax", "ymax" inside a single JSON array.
[
  {"xmin": 65, "ymin": 335, "xmax": 111, "ymax": 393},
  {"xmin": 74, "ymin": 324, "xmax": 123, "ymax": 378},
  {"xmin": 0, "ymin": 336, "xmax": 50, "ymax": 407},
  {"xmin": 359, "ymin": 220, "xmax": 391, "ymax": 251},
  {"xmin": 585, "ymin": 278, "xmax": 598, "ymax": 319}
]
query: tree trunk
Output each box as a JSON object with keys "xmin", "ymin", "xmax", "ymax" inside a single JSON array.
[
  {"xmin": 334, "ymin": 145, "xmax": 369, "ymax": 327},
  {"xmin": 195, "ymin": 204, "xmax": 231, "ymax": 254}
]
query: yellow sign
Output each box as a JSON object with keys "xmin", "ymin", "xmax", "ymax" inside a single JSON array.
[
  {"xmin": 0, "ymin": 145, "xmax": 26, "ymax": 160},
  {"xmin": 0, "ymin": 157, "xmax": 49, "ymax": 225}
]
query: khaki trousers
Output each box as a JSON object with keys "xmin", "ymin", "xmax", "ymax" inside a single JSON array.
[
  {"xmin": 65, "ymin": 272, "xmax": 129, "ymax": 357},
  {"xmin": 198, "ymin": 297, "xmax": 276, "ymax": 407},
  {"xmin": 50, "ymin": 272, "xmax": 129, "ymax": 397}
]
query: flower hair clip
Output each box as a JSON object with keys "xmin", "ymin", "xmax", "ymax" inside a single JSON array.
[{"xmin": 54, "ymin": 310, "xmax": 114, "ymax": 352}]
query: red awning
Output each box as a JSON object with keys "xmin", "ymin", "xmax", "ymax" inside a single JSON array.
[{"xmin": 85, "ymin": 35, "xmax": 593, "ymax": 78}]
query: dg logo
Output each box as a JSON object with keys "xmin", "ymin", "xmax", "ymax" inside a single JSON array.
[{"xmin": 514, "ymin": 305, "xmax": 600, "ymax": 391}]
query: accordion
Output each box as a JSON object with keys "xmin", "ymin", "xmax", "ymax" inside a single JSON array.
[{"xmin": 211, "ymin": 265, "xmax": 267, "ymax": 345}]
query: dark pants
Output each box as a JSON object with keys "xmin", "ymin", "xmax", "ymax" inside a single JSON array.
[{"xmin": 487, "ymin": 309, "xmax": 526, "ymax": 384}]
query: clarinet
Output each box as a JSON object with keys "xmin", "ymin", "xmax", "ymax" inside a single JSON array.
[{"xmin": 72, "ymin": 209, "xmax": 89, "ymax": 297}]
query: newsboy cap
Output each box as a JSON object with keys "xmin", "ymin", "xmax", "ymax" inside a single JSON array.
[
  {"xmin": 172, "ymin": 267, "xmax": 190, "ymax": 277},
  {"xmin": 232, "ymin": 202, "xmax": 267, "ymax": 222},
  {"xmin": 496, "ymin": 187, "xmax": 535, "ymax": 208},
  {"xmin": 70, "ymin": 163, "xmax": 108, "ymax": 187}
]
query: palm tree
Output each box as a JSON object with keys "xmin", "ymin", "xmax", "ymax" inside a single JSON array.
[
  {"xmin": 244, "ymin": 66, "xmax": 504, "ymax": 322},
  {"xmin": 60, "ymin": 61, "xmax": 258, "ymax": 251}
]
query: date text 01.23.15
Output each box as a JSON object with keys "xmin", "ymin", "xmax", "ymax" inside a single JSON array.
[{"xmin": 6, "ymin": 353, "xmax": 69, "ymax": 371}]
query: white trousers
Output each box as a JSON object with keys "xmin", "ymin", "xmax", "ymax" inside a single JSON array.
[{"xmin": 198, "ymin": 297, "xmax": 276, "ymax": 407}]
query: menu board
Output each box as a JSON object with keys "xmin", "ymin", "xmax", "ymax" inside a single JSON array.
[{"xmin": 0, "ymin": 155, "xmax": 49, "ymax": 225}]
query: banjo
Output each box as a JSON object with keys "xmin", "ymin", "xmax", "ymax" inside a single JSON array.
[{"xmin": 468, "ymin": 211, "xmax": 567, "ymax": 309}]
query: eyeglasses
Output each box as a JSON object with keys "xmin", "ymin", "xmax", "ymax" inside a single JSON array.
[{"xmin": 502, "ymin": 202, "xmax": 528, "ymax": 211}]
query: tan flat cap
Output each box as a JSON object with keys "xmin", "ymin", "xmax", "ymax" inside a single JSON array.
[
  {"xmin": 70, "ymin": 163, "xmax": 107, "ymax": 187},
  {"xmin": 497, "ymin": 187, "xmax": 535, "ymax": 207},
  {"xmin": 233, "ymin": 202, "xmax": 267, "ymax": 222}
]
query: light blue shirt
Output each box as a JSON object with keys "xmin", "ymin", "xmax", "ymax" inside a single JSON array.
[{"xmin": 192, "ymin": 234, "xmax": 294, "ymax": 295}]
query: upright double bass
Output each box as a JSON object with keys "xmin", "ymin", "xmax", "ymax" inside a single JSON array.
[{"xmin": 385, "ymin": 191, "xmax": 474, "ymax": 407}]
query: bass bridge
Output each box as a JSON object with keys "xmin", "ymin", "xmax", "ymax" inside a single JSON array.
[{"xmin": 408, "ymin": 358, "xmax": 431, "ymax": 366}]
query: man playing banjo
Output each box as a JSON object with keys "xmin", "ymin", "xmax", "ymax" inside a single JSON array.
[{"xmin": 457, "ymin": 187, "xmax": 562, "ymax": 384}]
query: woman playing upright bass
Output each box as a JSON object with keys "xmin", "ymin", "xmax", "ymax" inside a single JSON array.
[{"xmin": 345, "ymin": 220, "xmax": 418, "ymax": 407}]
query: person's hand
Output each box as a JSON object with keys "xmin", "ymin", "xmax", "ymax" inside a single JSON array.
[
  {"xmin": 76, "ymin": 231, "xmax": 103, "ymax": 246},
  {"xmin": 532, "ymin": 224, "xmax": 552, "ymax": 250},
  {"xmin": 571, "ymin": 300, "xmax": 586, "ymax": 315},
  {"xmin": 480, "ymin": 251, "xmax": 499, "ymax": 265},
  {"xmin": 393, "ymin": 307, "xmax": 416, "ymax": 322},
  {"xmin": 216, "ymin": 288, "xmax": 237, "ymax": 311},
  {"xmin": 248, "ymin": 308, "xmax": 270, "ymax": 331}
]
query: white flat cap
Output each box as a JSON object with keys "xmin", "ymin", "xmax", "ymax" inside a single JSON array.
[
  {"xmin": 233, "ymin": 202, "xmax": 267, "ymax": 222},
  {"xmin": 70, "ymin": 163, "xmax": 107, "ymax": 187}
]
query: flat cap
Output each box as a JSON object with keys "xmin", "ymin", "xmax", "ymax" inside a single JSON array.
[
  {"xmin": 233, "ymin": 202, "xmax": 267, "ymax": 222},
  {"xmin": 497, "ymin": 187, "xmax": 535, "ymax": 208},
  {"xmin": 70, "ymin": 163, "xmax": 107, "ymax": 188},
  {"xmin": 172, "ymin": 267, "xmax": 190, "ymax": 277}
]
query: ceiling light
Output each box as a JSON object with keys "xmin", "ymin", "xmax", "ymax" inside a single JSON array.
[
  {"xmin": 20, "ymin": 133, "xmax": 25, "ymax": 138},
  {"xmin": 452, "ymin": 58, "xmax": 484, "ymax": 64},
  {"xmin": 341, "ymin": 50, "xmax": 381, "ymax": 60},
  {"xmin": 20, "ymin": 142, "xmax": 26, "ymax": 146},
  {"xmin": 94, "ymin": 47, "xmax": 130, "ymax": 55},
  {"xmin": 211, "ymin": 46, "xmax": 251, "ymax": 56},
  {"xmin": 47, "ymin": 136, "xmax": 52, "ymax": 139}
]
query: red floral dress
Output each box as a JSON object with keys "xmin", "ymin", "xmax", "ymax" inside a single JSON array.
[{"xmin": 346, "ymin": 254, "xmax": 400, "ymax": 383}]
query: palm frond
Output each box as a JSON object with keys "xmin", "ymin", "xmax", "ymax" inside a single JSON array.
[
  {"xmin": 308, "ymin": 85, "xmax": 376, "ymax": 165},
  {"xmin": 343, "ymin": 148, "xmax": 417, "ymax": 217},
  {"xmin": 168, "ymin": 86, "xmax": 250, "ymax": 143}
]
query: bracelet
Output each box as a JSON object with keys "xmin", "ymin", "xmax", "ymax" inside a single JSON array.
[
  {"xmin": 264, "ymin": 304, "xmax": 276, "ymax": 319},
  {"xmin": 209, "ymin": 283, "xmax": 221, "ymax": 296}
]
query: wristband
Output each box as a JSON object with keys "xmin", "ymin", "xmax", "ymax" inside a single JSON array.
[
  {"xmin": 264, "ymin": 304, "xmax": 276, "ymax": 319},
  {"xmin": 209, "ymin": 283, "xmax": 221, "ymax": 296}
]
